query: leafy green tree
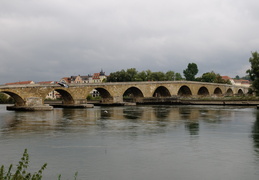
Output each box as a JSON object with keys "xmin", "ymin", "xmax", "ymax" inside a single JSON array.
[
  {"xmin": 151, "ymin": 71, "xmax": 165, "ymax": 81},
  {"xmin": 247, "ymin": 51, "xmax": 259, "ymax": 95},
  {"xmin": 165, "ymin": 71, "xmax": 175, "ymax": 81},
  {"xmin": 175, "ymin": 73, "xmax": 183, "ymax": 80},
  {"xmin": 126, "ymin": 68, "xmax": 138, "ymax": 81},
  {"xmin": 183, "ymin": 63, "xmax": 198, "ymax": 81},
  {"xmin": 199, "ymin": 71, "xmax": 229, "ymax": 84},
  {"xmin": 235, "ymin": 75, "xmax": 240, "ymax": 80},
  {"xmin": 146, "ymin": 70, "xmax": 153, "ymax": 81},
  {"xmin": 200, "ymin": 71, "xmax": 217, "ymax": 82},
  {"xmin": 136, "ymin": 71, "xmax": 147, "ymax": 81},
  {"xmin": 241, "ymin": 75, "xmax": 251, "ymax": 80},
  {"xmin": 107, "ymin": 68, "xmax": 183, "ymax": 82}
]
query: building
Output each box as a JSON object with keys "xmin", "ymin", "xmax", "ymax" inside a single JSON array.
[
  {"xmin": 5, "ymin": 81, "xmax": 35, "ymax": 85},
  {"xmin": 38, "ymin": 81, "xmax": 61, "ymax": 100},
  {"xmin": 221, "ymin": 76, "xmax": 250, "ymax": 87},
  {"xmin": 232, "ymin": 79, "xmax": 251, "ymax": 87},
  {"xmin": 60, "ymin": 70, "xmax": 107, "ymax": 84}
]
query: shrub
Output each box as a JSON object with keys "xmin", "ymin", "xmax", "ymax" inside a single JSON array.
[
  {"xmin": 0, "ymin": 149, "xmax": 78, "ymax": 180},
  {"xmin": 0, "ymin": 149, "xmax": 47, "ymax": 180}
]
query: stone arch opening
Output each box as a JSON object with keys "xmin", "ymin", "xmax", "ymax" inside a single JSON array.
[
  {"xmin": 94, "ymin": 88, "xmax": 113, "ymax": 103},
  {"xmin": 237, "ymin": 89, "xmax": 244, "ymax": 96},
  {"xmin": 2, "ymin": 91, "xmax": 24, "ymax": 106},
  {"xmin": 153, "ymin": 86, "xmax": 171, "ymax": 97},
  {"xmin": 198, "ymin": 87, "xmax": 209, "ymax": 96},
  {"xmin": 226, "ymin": 88, "xmax": 234, "ymax": 96},
  {"xmin": 178, "ymin": 85, "xmax": 192, "ymax": 97},
  {"xmin": 53, "ymin": 89, "xmax": 74, "ymax": 104},
  {"xmin": 214, "ymin": 87, "xmax": 223, "ymax": 96},
  {"xmin": 123, "ymin": 87, "xmax": 144, "ymax": 102}
]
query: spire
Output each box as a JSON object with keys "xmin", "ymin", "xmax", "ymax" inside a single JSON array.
[{"xmin": 100, "ymin": 69, "xmax": 105, "ymax": 76}]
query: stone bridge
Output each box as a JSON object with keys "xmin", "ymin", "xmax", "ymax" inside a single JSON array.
[{"xmin": 0, "ymin": 81, "xmax": 249, "ymax": 110}]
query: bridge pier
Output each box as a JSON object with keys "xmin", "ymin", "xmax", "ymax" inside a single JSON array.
[
  {"xmin": 7, "ymin": 97, "xmax": 53, "ymax": 111},
  {"xmin": 113, "ymin": 96, "xmax": 123, "ymax": 103},
  {"xmin": 74, "ymin": 99, "xmax": 88, "ymax": 105}
]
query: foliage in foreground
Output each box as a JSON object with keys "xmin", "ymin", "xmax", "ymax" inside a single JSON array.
[
  {"xmin": 0, "ymin": 149, "xmax": 78, "ymax": 180},
  {"xmin": 0, "ymin": 149, "xmax": 47, "ymax": 180}
]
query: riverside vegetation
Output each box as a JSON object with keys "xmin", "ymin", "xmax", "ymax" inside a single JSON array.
[{"xmin": 0, "ymin": 149, "xmax": 78, "ymax": 180}]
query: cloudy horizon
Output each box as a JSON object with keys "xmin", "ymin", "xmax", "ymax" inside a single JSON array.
[{"xmin": 0, "ymin": 0, "xmax": 258, "ymax": 84}]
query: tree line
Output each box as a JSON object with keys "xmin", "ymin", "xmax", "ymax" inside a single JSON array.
[
  {"xmin": 106, "ymin": 68, "xmax": 182, "ymax": 82},
  {"xmin": 106, "ymin": 64, "xmax": 231, "ymax": 84}
]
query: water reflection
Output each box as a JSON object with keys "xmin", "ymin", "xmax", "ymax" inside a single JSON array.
[
  {"xmin": 0, "ymin": 106, "xmax": 250, "ymax": 137},
  {"xmin": 1, "ymin": 105, "xmax": 259, "ymax": 180},
  {"xmin": 123, "ymin": 106, "xmax": 143, "ymax": 119},
  {"xmin": 152, "ymin": 106, "xmax": 170, "ymax": 119},
  {"xmin": 253, "ymin": 111, "xmax": 259, "ymax": 157}
]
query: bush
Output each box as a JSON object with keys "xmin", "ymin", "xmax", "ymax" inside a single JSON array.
[
  {"xmin": 0, "ymin": 149, "xmax": 47, "ymax": 180},
  {"xmin": 0, "ymin": 149, "xmax": 78, "ymax": 180}
]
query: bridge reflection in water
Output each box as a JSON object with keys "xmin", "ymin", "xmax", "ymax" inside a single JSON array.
[
  {"xmin": 1, "ymin": 105, "xmax": 259, "ymax": 180},
  {"xmin": 1, "ymin": 105, "xmax": 236, "ymax": 135}
]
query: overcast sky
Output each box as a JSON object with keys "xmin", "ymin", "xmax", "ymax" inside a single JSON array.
[{"xmin": 0, "ymin": 0, "xmax": 258, "ymax": 84}]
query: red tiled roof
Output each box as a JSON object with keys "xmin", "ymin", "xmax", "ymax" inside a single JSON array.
[
  {"xmin": 5, "ymin": 81, "xmax": 34, "ymax": 85},
  {"xmin": 233, "ymin": 79, "xmax": 250, "ymax": 84},
  {"xmin": 92, "ymin": 73, "xmax": 100, "ymax": 79},
  {"xmin": 61, "ymin": 77, "xmax": 71, "ymax": 83},
  {"xmin": 221, "ymin": 76, "xmax": 232, "ymax": 80}
]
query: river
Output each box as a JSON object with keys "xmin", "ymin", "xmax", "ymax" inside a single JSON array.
[{"xmin": 0, "ymin": 104, "xmax": 259, "ymax": 180}]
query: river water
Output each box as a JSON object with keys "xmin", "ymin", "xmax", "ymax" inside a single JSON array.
[{"xmin": 0, "ymin": 104, "xmax": 259, "ymax": 180}]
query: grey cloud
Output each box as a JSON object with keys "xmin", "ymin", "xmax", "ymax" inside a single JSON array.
[{"xmin": 0, "ymin": 0, "xmax": 258, "ymax": 84}]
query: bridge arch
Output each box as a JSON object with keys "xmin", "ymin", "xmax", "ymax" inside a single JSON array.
[
  {"xmin": 95, "ymin": 87, "xmax": 113, "ymax": 102},
  {"xmin": 153, "ymin": 86, "xmax": 171, "ymax": 97},
  {"xmin": 53, "ymin": 89, "xmax": 74, "ymax": 104},
  {"xmin": 123, "ymin": 87, "xmax": 144, "ymax": 103},
  {"xmin": 178, "ymin": 85, "xmax": 192, "ymax": 96},
  {"xmin": 123, "ymin": 87, "xmax": 144, "ymax": 98},
  {"xmin": 1, "ymin": 91, "xmax": 24, "ymax": 106},
  {"xmin": 214, "ymin": 87, "xmax": 223, "ymax": 96},
  {"xmin": 198, "ymin": 87, "xmax": 209, "ymax": 96},
  {"xmin": 226, "ymin": 88, "xmax": 234, "ymax": 96},
  {"xmin": 237, "ymin": 89, "xmax": 244, "ymax": 96}
]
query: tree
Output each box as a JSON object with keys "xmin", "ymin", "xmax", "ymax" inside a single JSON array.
[
  {"xmin": 183, "ymin": 63, "xmax": 198, "ymax": 81},
  {"xmin": 165, "ymin": 71, "xmax": 175, "ymax": 81},
  {"xmin": 198, "ymin": 71, "xmax": 230, "ymax": 84},
  {"xmin": 106, "ymin": 68, "xmax": 183, "ymax": 82},
  {"xmin": 175, "ymin": 73, "xmax": 183, "ymax": 80},
  {"xmin": 247, "ymin": 51, "xmax": 259, "ymax": 95},
  {"xmin": 136, "ymin": 71, "xmax": 147, "ymax": 81},
  {"xmin": 200, "ymin": 71, "xmax": 217, "ymax": 82},
  {"xmin": 126, "ymin": 68, "xmax": 138, "ymax": 81},
  {"xmin": 235, "ymin": 75, "xmax": 240, "ymax": 80}
]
